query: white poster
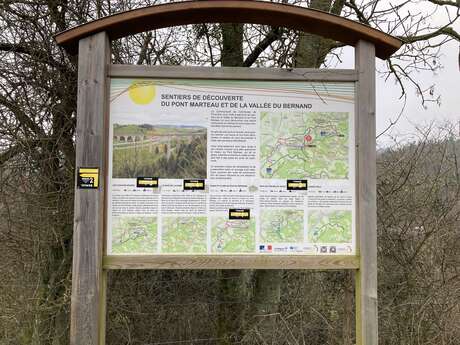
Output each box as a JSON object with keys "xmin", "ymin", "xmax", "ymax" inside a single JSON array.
[{"xmin": 107, "ymin": 78, "xmax": 355, "ymax": 256}]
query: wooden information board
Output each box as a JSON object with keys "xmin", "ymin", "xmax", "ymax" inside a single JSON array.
[{"xmin": 55, "ymin": 1, "xmax": 402, "ymax": 345}]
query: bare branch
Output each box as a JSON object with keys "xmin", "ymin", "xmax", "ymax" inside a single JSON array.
[
  {"xmin": 401, "ymin": 26, "xmax": 460, "ymax": 43},
  {"xmin": 344, "ymin": 0, "xmax": 370, "ymax": 25},
  {"xmin": 427, "ymin": 0, "xmax": 460, "ymax": 7},
  {"xmin": 0, "ymin": 94, "xmax": 45, "ymax": 137},
  {"xmin": 243, "ymin": 27, "xmax": 284, "ymax": 67}
]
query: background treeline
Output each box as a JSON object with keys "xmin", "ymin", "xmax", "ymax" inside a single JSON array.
[
  {"xmin": 106, "ymin": 133, "xmax": 460, "ymax": 345},
  {"xmin": 1, "ymin": 1, "xmax": 459, "ymax": 344},
  {"xmin": 2, "ymin": 132, "xmax": 458, "ymax": 345}
]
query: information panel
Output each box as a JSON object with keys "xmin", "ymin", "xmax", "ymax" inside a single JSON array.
[{"xmin": 107, "ymin": 78, "xmax": 355, "ymax": 256}]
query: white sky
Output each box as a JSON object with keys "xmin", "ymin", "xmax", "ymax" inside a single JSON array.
[
  {"xmin": 376, "ymin": 40, "xmax": 459, "ymax": 144},
  {"xmin": 332, "ymin": 2, "xmax": 459, "ymax": 146},
  {"xmin": 335, "ymin": 40, "xmax": 458, "ymax": 147}
]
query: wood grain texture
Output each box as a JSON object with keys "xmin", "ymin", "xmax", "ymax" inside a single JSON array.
[
  {"xmin": 54, "ymin": 0, "xmax": 401, "ymax": 59},
  {"xmin": 354, "ymin": 40, "xmax": 378, "ymax": 345},
  {"xmin": 109, "ymin": 64, "xmax": 359, "ymax": 81},
  {"xmin": 103, "ymin": 255, "xmax": 360, "ymax": 270},
  {"xmin": 70, "ymin": 32, "xmax": 110, "ymax": 345}
]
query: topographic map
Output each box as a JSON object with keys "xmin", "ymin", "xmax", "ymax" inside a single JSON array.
[
  {"xmin": 260, "ymin": 209, "xmax": 304, "ymax": 243},
  {"xmin": 211, "ymin": 217, "xmax": 255, "ymax": 253},
  {"xmin": 308, "ymin": 210, "xmax": 352, "ymax": 243},
  {"xmin": 111, "ymin": 216, "xmax": 157, "ymax": 254},
  {"xmin": 162, "ymin": 217, "xmax": 207, "ymax": 253},
  {"xmin": 260, "ymin": 112, "xmax": 349, "ymax": 179}
]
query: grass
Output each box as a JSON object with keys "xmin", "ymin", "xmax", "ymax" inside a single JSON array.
[{"xmin": 113, "ymin": 129, "xmax": 207, "ymax": 179}]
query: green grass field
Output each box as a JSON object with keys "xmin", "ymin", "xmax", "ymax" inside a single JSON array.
[{"xmin": 112, "ymin": 124, "xmax": 207, "ymax": 179}]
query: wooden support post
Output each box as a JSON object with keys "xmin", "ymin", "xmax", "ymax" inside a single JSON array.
[
  {"xmin": 355, "ymin": 40, "xmax": 378, "ymax": 345},
  {"xmin": 70, "ymin": 31, "xmax": 110, "ymax": 345}
]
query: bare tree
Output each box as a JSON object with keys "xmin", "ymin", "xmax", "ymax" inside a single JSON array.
[{"xmin": 1, "ymin": 1, "xmax": 459, "ymax": 344}]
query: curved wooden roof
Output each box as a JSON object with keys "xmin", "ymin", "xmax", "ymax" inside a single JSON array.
[{"xmin": 55, "ymin": 0, "xmax": 401, "ymax": 59}]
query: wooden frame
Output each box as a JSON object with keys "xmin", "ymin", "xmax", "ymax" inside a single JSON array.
[
  {"xmin": 109, "ymin": 64, "xmax": 359, "ymax": 81},
  {"xmin": 104, "ymin": 255, "xmax": 360, "ymax": 270},
  {"xmin": 355, "ymin": 39, "xmax": 378, "ymax": 345},
  {"xmin": 105, "ymin": 65, "xmax": 358, "ymax": 270},
  {"xmin": 58, "ymin": 2, "xmax": 390, "ymax": 345},
  {"xmin": 71, "ymin": 32, "xmax": 110, "ymax": 345}
]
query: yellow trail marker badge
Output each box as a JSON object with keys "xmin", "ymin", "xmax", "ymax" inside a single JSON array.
[
  {"xmin": 77, "ymin": 167, "xmax": 99, "ymax": 189},
  {"xmin": 287, "ymin": 179, "xmax": 308, "ymax": 190},
  {"xmin": 183, "ymin": 179, "xmax": 205, "ymax": 190},
  {"xmin": 137, "ymin": 177, "xmax": 159, "ymax": 188},
  {"xmin": 229, "ymin": 209, "xmax": 251, "ymax": 220}
]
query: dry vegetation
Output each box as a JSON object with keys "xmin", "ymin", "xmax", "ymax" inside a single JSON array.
[
  {"xmin": 0, "ymin": 0, "xmax": 459, "ymax": 344},
  {"xmin": 103, "ymin": 131, "xmax": 460, "ymax": 345},
  {"xmin": 112, "ymin": 125, "xmax": 207, "ymax": 179}
]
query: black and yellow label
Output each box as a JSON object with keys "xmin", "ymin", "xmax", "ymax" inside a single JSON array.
[
  {"xmin": 183, "ymin": 179, "xmax": 205, "ymax": 190},
  {"xmin": 137, "ymin": 177, "xmax": 159, "ymax": 188},
  {"xmin": 287, "ymin": 179, "xmax": 308, "ymax": 190},
  {"xmin": 77, "ymin": 167, "xmax": 99, "ymax": 189},
  {"xmin": 229, "ymin": 209, "xmax": 250, "ymax": 220}
]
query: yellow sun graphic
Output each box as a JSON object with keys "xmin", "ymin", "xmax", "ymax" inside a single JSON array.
[{"xmin": 128, "ymin": 81, "xmax": 156, "ymax": 105}]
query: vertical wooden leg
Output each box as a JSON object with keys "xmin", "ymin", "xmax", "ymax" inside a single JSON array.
[
  {"xmin": 355, "ymin": 39, "xmax": 378, "ymax": 345},
  {"xmin": 70, "ymin": 31, "xmax": 110, "ymax": 345}
]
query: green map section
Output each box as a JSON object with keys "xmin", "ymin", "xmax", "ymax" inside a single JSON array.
[
  {"xmin": 308, "ymin": 210, "xmax": 352, "ymax": 243},
  {"xmin": 161, "ymin": 217, "xmax": 207, "ymax": 253},
  {"xmin": 260, "ymin": 112, "xmax": 349, "ymax": 179},
  {"xmin": 211, "ymin": 217, "xmax": 255, "ymax": 253},
  {"xmin": 112, "ymin": 216, "xmax": 157, "ymax": 254},
  {"xmin": 260, "ymin": 209, "xmax": 304, "ymax": 243}
]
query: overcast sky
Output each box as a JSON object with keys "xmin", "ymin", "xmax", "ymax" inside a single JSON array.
[
  {"xmin": 335, "ymin": 38, "xmax": 459, "ymax": 147},
  {"xmin": 375, "ymin": 40, "xmax": 459, "ymax": 145},
  {"xmin": 333, "ymin": 3, "xmax": 459, "ymax": 147}
]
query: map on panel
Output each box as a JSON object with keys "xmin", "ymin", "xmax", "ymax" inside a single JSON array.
[
  {"xmin": 111, "ymin": 216, "xmax": 157, "ymax": 254},
  {"xmin": 308, "ymin": 210, "xmax": 352, "ymax": 244},
  {"xmin": 211, "ymin": 217, "xmax": 256, "ymax": 253},
  {"xmin": 260, "ymin": 209, "xmax": 304, "ymax": 243},
  {"xmin": 260, "ymin": 112, "xmax": 349, "ymax": 179},
  {"xmin": 161, "ymin": 217, "xmax": 207, "ymax": 253}
]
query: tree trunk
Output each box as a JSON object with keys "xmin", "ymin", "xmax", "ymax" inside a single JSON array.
[
  {"xmin": 217, "ymin": 23, "xmax": 250, "ymax": 345},
  {"xmin": 250, "ymin": 1, "xmax": 350, "ymax": 343},
  {"xmin": 217, "ymin": 270, "xmax": 252, "ymax": 344},
  {"xmin": 294, "ymin": 0, "xmax": 338, "ymax": 68},
  {"xmin": 250, "ymin": 270, "xmax": 283, "ymax": 342},
  {"xmin": 220, "ymin": 23, "xmax": 244, "ymax": 67}
]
